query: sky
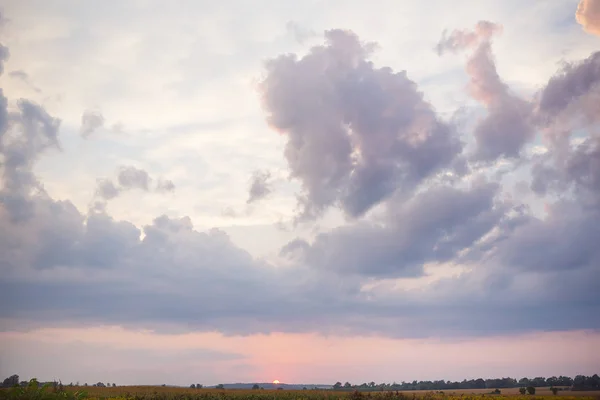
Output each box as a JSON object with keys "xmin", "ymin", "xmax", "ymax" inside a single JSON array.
[{"xmin": 0, "ymin": 0, "xmax": 600, "ymax": 387}]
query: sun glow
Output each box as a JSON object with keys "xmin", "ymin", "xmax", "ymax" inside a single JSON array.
[{"xmin": 273, "ymin": 380, "xmax": 280, "ymax": 385}]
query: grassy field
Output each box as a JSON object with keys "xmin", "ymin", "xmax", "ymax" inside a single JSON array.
[
  {"xmin": 3, "ymin": 383, "xmax": 599, "ymax": 400},
  {"xmin": 63, "ymin": 386, "xmax": 600, "ymax": 400}
]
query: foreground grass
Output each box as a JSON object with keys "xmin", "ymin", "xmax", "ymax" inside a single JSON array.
[{"xmin": 62, "ymin": 386, "xmax": 600, "ymax": 400}]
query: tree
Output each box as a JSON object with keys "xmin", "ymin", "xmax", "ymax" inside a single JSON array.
[
  {"xmin": 190, "ymin": 384, "xmax": 196, "ymax": 389},
  {"xmin": 252, "ymin": 384, "xmax": 260, "ymax": 390},
  {"xmin": 526, "ymin": 386, "xmax": 536, "ymax": 395},
  {"xmin": 2, "ymin": 375, "xmax": 19, "ymax": 387},
  {"xmin": 519, "ymin": 387, "xmax": 526, "ymax": 395},
  {"xmin": 333, "ymin": 382, "xmax": 342, "ymax": 390},
  {"xmin": 344, "ymin": 382, "xmax": 352, "ymax": 389},
  {"xmin": 216, "ymin": 384, "xmax": 225, "ymax": 390},
  {"xmin": 197, "ymin": 384, "xmax": 203, "ymax": 389},
  {"xmin": 112, "ymin": 383, "xmax": 116, "ymax": 387},
  {"xmin": 551, "ymin": 387, "xmax": 558, "ymax": 395}
]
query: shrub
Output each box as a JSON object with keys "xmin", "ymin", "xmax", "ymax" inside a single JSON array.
[
  {"xmin": 519, "ymin": 387, "xmax": 526, "ymax": 395},
  {"xmin": 526, "ymin": 386, "xmax": 536, "ymax": 395}
]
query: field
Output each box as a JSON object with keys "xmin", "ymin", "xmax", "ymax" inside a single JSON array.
[{"xmin": 2, "ymin": 383, "xmax": 600, "ymax": 400}]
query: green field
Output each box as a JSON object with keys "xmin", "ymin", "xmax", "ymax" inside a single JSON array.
[{"xmin": 2, "ymin": 382, "xmax": 599, "ymax": 400}]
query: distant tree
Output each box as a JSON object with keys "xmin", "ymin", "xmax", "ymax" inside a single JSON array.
[
  {"xmin": 526, "ymin": 386, "xmax": 535, "ymax": 395},
  {"xmin": 2, "ymin": 375, "xmax": 19, "ymax": 387},
  {"xmin": 112, "ymin": 383, "xmax": 116, "ymax": 387},
  {"xmin": 197, "ymin": 384, "xmax": 203, "ymax": 389},
  {"xmin": 277, "ymin": 387, "xmax": 283, "ymax": 390},
  {"xmin": 303, "ymin": 387, "xmax": 307, "ymax": 390},
  {"xmin": 344, "ymin": 382, "xmax": 352, "ymax": 389},
  {"xmin": 369, "ymin": 382, "xmax": 376, "ymax": 388},
  {"xmin": 96, "ymin": 382, "xmax": 106, "ymax": 387},
  {"xmin": 216, "ymin": 384, "xmax": 225, "ymax": 390},
  {"xmin": 551, "ymin": 387, "xmax": 558, "ymax": 395},
  {"xmin": 84, "ymin": 383, "xmax": 88, "ymax": 387},
  {"xmin": 531, "ymin": 377, "xmax": 546, "ymax": 387},
  {"xmin": 252, "ymin": 384, "xmax": 260, "ymax": 390},
  {"xmin": 190, "ymin": 384, "xmax": 196, "ymax": 389},
  {"xmin": 519, "ymin": 387, "xmax": 526, "ymax": 395},
  {"xmin": 333, "ymin": 382, "xmax": 342, "ymax": 390}
]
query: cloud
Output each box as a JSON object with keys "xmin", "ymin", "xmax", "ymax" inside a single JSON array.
[
  {"xmin": 0, "ymin": 43, "xmax": 8, "ymax": 76},
  {"xmin": 95, "ymin": 178, "xmax": 120, "ymax": 200},
  {"xmin": 156, "ymin": 178, "xmax": 176, "ymax": 193},
  {"xmin": 80, "ymin": 110, "xmax": 105, "ymax": 138},
  {"xmin": 435, "ymin": 21, "xmax": 502, "ymax": 55},
  {"xmin": 8, "ymin": 70, "xmax": 27, "ymax": 81},
  {"xmin": 260, "ymin": 29, "xmax": 463, "ymax": 219},
  {"xmin": 437, "ymin": 22, "xmax": 534, "ymax": 162},
  {"xmin": 285, "ymin": 21, "xmax": 317, "ymax": 44},
  {"xmin": 117, "ymin": 165, "xmax": 150, "ymax": 191},
  {"xmin": 530, "ymin": 52, "xmax": 600, "ymax": 207},
  {"xmin": 2, "ymin": 6, "xmax": 600, "ymax": 343},
  {"xmin": 285, "ymin": 180, "xmax": 509, "ymax": 278},
  {"xmin": 0, "ymin": 96, "xmax": 61, "ymax": 222},
  {"xmin": 536, "ymin": 51, "xmax": 600, "ymax": 129},
  {"xmin": 576, "ymin": 0, "xmax": 600, "ymax": 36},
  {"xmin": 89, "ymin": 168, "xmax": 175, "ymax": 212},
  {"xmin": 247, "ymin": 170, "xmax": 272, "ymax": 204}
]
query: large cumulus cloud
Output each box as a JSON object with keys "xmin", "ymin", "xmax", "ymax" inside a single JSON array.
[
  {"xmin": 2, "ymin": 12, "xmax": 600, "ymax": 340},
  {"xmin": 259, "ymin": 29, "xmax": 463, "ymax": 220}
]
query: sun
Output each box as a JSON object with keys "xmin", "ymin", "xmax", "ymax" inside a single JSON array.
[{"xmin": 273, "ymin": 380, "xmax": 280, "ymax": 385}]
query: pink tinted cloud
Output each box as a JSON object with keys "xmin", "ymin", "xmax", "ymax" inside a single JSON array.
[
  {"xmin": 577, "ymin": 0, "xmax": 600, "ymax": 36},
  {"xmin": 1, "ymin": 327, "xmax": 599, "ymax": 385},
  {"xmin": 437, "ymin": 21, "xmax": 534, "ymax": 161}
]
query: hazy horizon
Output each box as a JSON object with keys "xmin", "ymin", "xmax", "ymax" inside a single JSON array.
[{"xmin": 1, "ymin": 0, "xmax": 600, "ymax": 387}]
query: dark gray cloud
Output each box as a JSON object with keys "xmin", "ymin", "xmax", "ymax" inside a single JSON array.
[
  {"xmin": 0, "ymin": 97, "xmax": 61, "ymax": 222},
  {"xmin": 437, "ymin": 22, "xmax": 535, "ymax": 162},
  {"xmin": 246, "ymin": 170, "xmax": 271, "ymax": 204},
  {"xmin": 117, "ymin": 165, "xmax": 150, "ymax": 191},
  {"xmin": 537, "ymin": 51, "xmax": 600, "ymax": 128},
  {"xmin": 531, "ymin": 52, "xmax": 600, "ymax": 207},
  {"xmin": 531, "ymin": 136, "xmax": 600, "ymax": 208},
  {"xmin": 0, "ymin": 43, "xmax": 8, "ymax": 76},
  {"xmin": 80, "ymin": 110, "xmax": 105, "ymax": 138},
  {"xmin": 260, "ymin": 29, "xmax": 463, "ymax": 219},
  {"xmin": 286, "ymin": 180, "xmax": 508, "ymax": 278}
]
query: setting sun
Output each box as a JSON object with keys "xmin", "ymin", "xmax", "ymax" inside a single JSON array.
[{"xmin": 273, "ymin": 380, "xmax": 280, "ymax": 385}]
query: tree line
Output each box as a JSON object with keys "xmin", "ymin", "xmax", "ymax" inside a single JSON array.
[
  {"xmin": 1, "ymin": 375, "xmax": 116, "ymax": 389},
  {"xmin": 332, "ymin": 375, "xmax": 600, "ymax": 391}
]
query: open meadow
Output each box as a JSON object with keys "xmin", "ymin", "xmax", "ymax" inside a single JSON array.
[{"xmin": 3, "ymin": 383, "xmax": 599, "ymax": 400}]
